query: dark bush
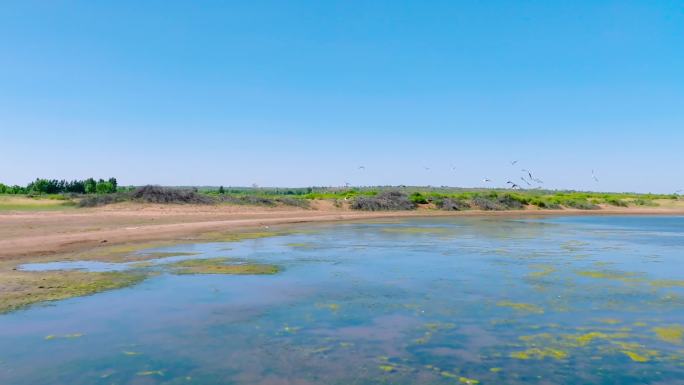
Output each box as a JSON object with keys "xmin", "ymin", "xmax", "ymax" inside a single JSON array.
[
  {"xmin": 131, "ymin": 185, "xmax": 214, "ymax": 204},
  {"xmin": 496, "ymin": 194, "xmax": 526, "ymax": 210},
  {"xmin": 435, "ymin": 198, "xmax": 470, "ymax": 211},
  {"xmin": 470, "ymin": 194, "xmax": 525, "ymax": 210},
  {"xmin": 605, "ymin": 198, "xmax": 628, "ymax": 207},
  {"xmin": 351, "ymin": 191, "xmax": 416, "ymax": 211},
  {"xmin": 275, "ymin": 197, "xmax": 310, "ymax": 208},
  {"xmin": 530, "ymin": 199, "xmax": 562, "ymax": 209},
  {"xmin": 78, "ymin": 193, "xmax": 129, "ymax": 207},
  {"xmin": 220, "ymin": 195, "xmax": 276, "ymax": 206},
  {"xmin": 563, "ymin": 199, "xmax": 600, "ymax": 210},
  {"xmin": 471, "ymin": 196, "xmax": 502, "ymax": 210}
]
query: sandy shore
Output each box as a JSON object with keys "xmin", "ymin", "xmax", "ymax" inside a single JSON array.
[{"xmin": 2, "ymin": 201, "xmax": 684, "ymax": 261}]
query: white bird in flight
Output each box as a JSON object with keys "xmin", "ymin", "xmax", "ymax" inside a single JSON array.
[{"xmin": 592, "ymin": 170, "xmax": 599, "ymax": 182}]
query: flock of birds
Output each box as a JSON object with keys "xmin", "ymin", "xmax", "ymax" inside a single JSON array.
[
  {"xmin": 353, "ymin": 163, "xmax": 683, "ymax": 195},
  {"xmin": 355, "ymin": 160, "xmax": 599, "ymax": 190}
]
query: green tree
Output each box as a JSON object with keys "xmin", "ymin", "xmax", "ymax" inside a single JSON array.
[
  {"xmin": 108, "ymin": 177, "xmax": 118, "ymax": 192},
  {"xmin": 84, "ymin": 178, "xmax": 97, "ymax": 194},
  {"xmin": 218, "ymin": 186, "xmax": 225, "ymax": 194}
]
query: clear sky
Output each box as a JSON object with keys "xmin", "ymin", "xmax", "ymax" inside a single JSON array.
[{"xmin": 1, "ymin": 1, "xmax": 682, "ymax": 193}]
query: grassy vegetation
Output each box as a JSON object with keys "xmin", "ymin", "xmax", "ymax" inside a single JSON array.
[{"xmin": 1, "ymin": 183, "xmax": 679, "ymax": 211}]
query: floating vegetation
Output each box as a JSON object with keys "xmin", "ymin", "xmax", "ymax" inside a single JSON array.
[
  {"xmin": 0, "ymin": 271, "xmax": 148, "ymax": 313},
  {"xmin": 510, "ymin": 347, "xmax": 568, "ymax": 360},
  {"xmin": 201, "ymin": 230, "xmax": 293, "ymax": 243},
  {"xmin": 597, "ymin": 318, "xmax": 621, "ymax": 325},
  {"xmin": 527, "ymin": 264, "xmax": 556, "ymax": 279},
  {"xmin": 459, "ymin": 376, "xmax": 480, "ymax": 385},
  {"xmin": 653, "ymin": 325, "xmax": 684, "ymax": 344},
  {"xmin": 44, "ymin": 333, "xmax": 84, "ymax": 340},
  {"xmin": 137, "ymin": 370, "xmax": 165, "ymax": 376},
  {"xmin": 122, "ymin": 351, "xmax": 142, "ymax": 356},
  {"xmin": 575, "ymin": 270, "xmax": 642, "ymax": 283},
  {"xmin": 381, "ymin": 227, "xmax": 451, "ymax": 234},
  {"xmin": 610, "ymin": 342, "xmax": 660, "ymax": 362},
  {"xmin": 317, "ymin": 303, "xmax": 341, "ymax": 312},
  {"xmin": 169, "ymin": 258, "xmax": 280, "ymax": 275},
  {"xmin": 496, "ymin": 301, "xmax": 544, "ymax": 314},
  {"xmin": 285, "ymin": 243, "xmax": 316, "ymax": 248}
]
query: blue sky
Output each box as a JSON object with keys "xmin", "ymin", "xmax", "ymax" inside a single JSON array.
[{"xmin": 1, "ymin": 1, "xmax": 682, "ymax": 192}]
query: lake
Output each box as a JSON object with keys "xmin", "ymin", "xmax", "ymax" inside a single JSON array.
[{"xmin": 1, "ymin": 216, "xmax": 684, "ymax": 385}]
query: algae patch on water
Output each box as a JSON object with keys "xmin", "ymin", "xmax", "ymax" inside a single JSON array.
[
  {"xmin": 510, "ymin": 347, "xmax": 568, "ymax": 360},
  {"xmin": 169, "ymin": 258, "xmax": 280, "ymax": 275},
  {"xmin": 652, "ymin": 325, "xmax": 684, "ymax": 344},
  {"xmin": 496, "ymin": 301, "xmax": 544, "ymax": 314},
  {"xmin": 0, "ymin": 270, "xmax": 148, "ymax": 313}
]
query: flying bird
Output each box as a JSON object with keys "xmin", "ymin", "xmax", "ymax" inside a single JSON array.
[
  {"xmin": 483, "ymin": 178, "xmax": 492, "ymax": 183},
  {"xmin": 358, "ymin": 166, "xmax": 366, "ymax": 170},
  {"xmin": 423, "ymin": 166, "xmax": 430, "ymax": 171},
  {"xmin": 506, "ymin": 180, "xmax": 521, "ymax": 189},
  {"xmin": 592, "ymin": 170, "xmax": 599, "ymax": 182},
  {"xmin": 522, "ymin": 169, "xmax": 543, "ymax": 184},
  {"xmin": 520, "ymin": 177, "xmax": 532, "ymax": 186},
  {"xmin": 510, "ymin": 160, "xmax": 518, "ymax": 166}
]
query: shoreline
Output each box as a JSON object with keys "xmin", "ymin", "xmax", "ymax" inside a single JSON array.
[{"xmin": 1, "ymin": 204, "xmax": 683, "ymax": 261}]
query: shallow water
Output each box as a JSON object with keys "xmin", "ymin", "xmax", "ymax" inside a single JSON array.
[{"xmin": 2, "ymin": 216, "xmax": 684, "ymax": 385}]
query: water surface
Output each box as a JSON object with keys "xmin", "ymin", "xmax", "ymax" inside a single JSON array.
[{"xmin": 2, "ymin": 216, "xmax": 684, "ymax": 385}]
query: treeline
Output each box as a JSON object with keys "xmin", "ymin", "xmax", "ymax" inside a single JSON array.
[{"xmin": 0, "ymin": 178, "xmax": 118, "ymax": 195}]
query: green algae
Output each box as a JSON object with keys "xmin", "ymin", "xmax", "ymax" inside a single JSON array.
[
  {"xmin": 575, "ymin": 270, "xmax": 641, "ymax": 282},
  {"xmin": 459, "ymin": 376, "xmax": 480, "ymax": 385},
  {"xmin": 622, "ymin": 350, "xmax": 651, "ymax": 362},
  {"xmin": 597, "ymin": 318, "xmax": 621, "ymax": 325},
  {"xmin": 44, "ymin": 333, "xmax": 84, "ymax": 340},
  {"xmin": 285, "ymin": 242, "xmax": 317, "ymax": 248},
  {"xmin": 1, "ymin": 271, "xmax": 148, "ymax": 314},
  {"xmin": 316, "ymin": 303, "xmax": 341, "ymax": 312},
  {"xmin": 169, "ymin": 258, "xmax": 280, "ymax": 275},
  {"xmin": 381, "ymin": 227, "xmax": 451, "ymax": 234},
  {"xmin": 653, "ymin": 325, "xmax": 684, "ymax": 344},
  {"xmin": 496, "ymin": 301, "xmax": 544, "ymax": 314},
  {"xmin": 527, "ymin": 264, "xmax": 556, "ymax": 279},
  {"xmin": 137, "ymin": 370, "xmax": 165, "ymax": 376},
  {"xmin": 510, "ymin": 347, "xmax": 568, "ymax": 360},
  {"xmin": 201, "ymin": 230, "xmax": 295, "ymax": 243}
]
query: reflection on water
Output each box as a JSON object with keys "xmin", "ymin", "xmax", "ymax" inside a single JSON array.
[{"xmin": 2, "ymin": 216, "xmax": 684, "ymax": 385}]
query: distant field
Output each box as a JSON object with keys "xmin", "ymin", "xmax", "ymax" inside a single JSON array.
[{"xmin": 0, "ymin": 195, "xmax": 75, "ymax": 211}]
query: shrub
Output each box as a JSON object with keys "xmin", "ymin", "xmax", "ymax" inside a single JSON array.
[
  {"xmin": 78, "ymin": 193, "xmax": 128, "ymax": 207},
  {"xmin": 563, "ymin": 199, "xmax": 600, "ymax": 210},
  {"xmin": 131, "ymin": 185, "xmax": 214, "ymax": 204},
  {"xmin": 471, "ymin": 195, "xmax": 502, "ymax": 210},
  {"xmin": 220, "ymin": 195, "xmax": 276, "ymax": 206},
  {"xmin": 351, "ymin": 191, "xmax": 416, "ymax": 211},
  {"xmin": 435, "ymin": 197, "xmax": 470, "ymax": 211},
  {"xmin": 605, "ymin": 198, "xmax": 628, "ymax": 207},
  {"xmin": 409, "ymin": 192, "xmax": 429, "ymax": 204},
  {"xmin": 633, "ymin": 199, "xmax": 656, "ymax": 207},
  {"xmin": 530, "ymin": 198, "xmax": 561, "ymax": 209},
  {"xmin": 275, "ymin": 197, "xmax": 310, "ymax": 208},
  {"xmin": 497, "ymin": 194, "xmax": 527, "ymax": 210}
]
